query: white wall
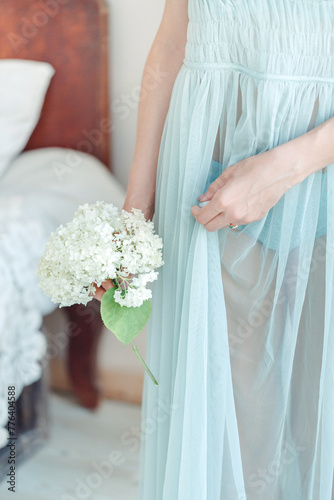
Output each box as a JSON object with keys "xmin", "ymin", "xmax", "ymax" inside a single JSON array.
[{"xmin": 106, "ymin": 0, "xmax": 165, "ymax": 189}]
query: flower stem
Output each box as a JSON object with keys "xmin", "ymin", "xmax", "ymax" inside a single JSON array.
[{"xmin": 131, "ymin": 341, "xmax": 158, "ymax": 386}]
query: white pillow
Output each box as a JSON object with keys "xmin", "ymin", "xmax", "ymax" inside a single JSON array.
[{"xmin": 0, "ymin": 59, "xmax": 55, "ymax": 178}]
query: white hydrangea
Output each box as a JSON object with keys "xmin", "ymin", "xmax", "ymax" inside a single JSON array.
[
  {"xmin": 130, "ymin": 271, "xmax": 158, "ymax": 288},
  {"xmin": 114, "ymin": 286, "xmax": 152, "ymax": 308},
  {"xmin": 37, "ymin": 202, "xmax": 164, "ymax": 308}
]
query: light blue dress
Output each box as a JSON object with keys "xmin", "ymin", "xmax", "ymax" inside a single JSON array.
[{"xmin": 139, "ymin": 1, "xmax": 334, "ymax": 499}]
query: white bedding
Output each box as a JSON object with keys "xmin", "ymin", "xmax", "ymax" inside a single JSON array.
[
  {"xmin": 0, "ymin": 60, "xmax": 55, "ymax": 178},
  {"xmin": 0, "ymin": 148, "xmax": 126, "ymax": 446}
]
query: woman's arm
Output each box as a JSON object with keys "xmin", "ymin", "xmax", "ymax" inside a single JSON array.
[
  {"xmin": 93, "ymin": 0, "xmax": 188, "ymax": 302},
  {"xmin": 278, "ymin": 115, "xmax": 334, "ymax": 181},
  {"xmin": 191, "ymin": 115, "xmax": 334, "ymax": 231},
  {"xmin": 123, "ymin": 0, "xmax": 189, "ymax": 221}
]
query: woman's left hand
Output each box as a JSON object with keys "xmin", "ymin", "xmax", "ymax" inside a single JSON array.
[{"xmin": 190, "ymin": 146, "xmax": 301, "ymax": 231}]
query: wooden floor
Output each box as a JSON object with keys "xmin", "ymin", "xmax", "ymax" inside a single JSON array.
[{"xmin": 0, "ymin": 392, "xmax": 141, "ymax": 500}]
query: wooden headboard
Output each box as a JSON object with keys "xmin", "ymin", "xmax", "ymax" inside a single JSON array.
[{"xmin": 0, "ymin": 0, "xmax": 111, "ymax": 169}]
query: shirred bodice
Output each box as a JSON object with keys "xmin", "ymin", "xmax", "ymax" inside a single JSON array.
[{"xmin": 184, "ymin": 0, "xmax": 334, "ymax": 81}]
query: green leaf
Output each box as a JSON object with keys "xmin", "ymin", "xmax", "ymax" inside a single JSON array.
[{"xmin": 100, "ymin": 287, "xmax": 152, "ymax": 345}]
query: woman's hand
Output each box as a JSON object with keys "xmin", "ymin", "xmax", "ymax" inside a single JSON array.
[
  {"xmin": 91, "ymin": 274, "xmax": 134, "ymax": 302},
  {"xmin": 190, "ymin": 146, "xmax": 302, "ymax": 232},
  {"xmin": 91, "ymin": 280, "xmax": 117, "ymax": 302}
]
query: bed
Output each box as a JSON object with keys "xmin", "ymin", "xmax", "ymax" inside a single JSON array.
[{"xmin": 0, "ymin": 0, "xmax": 125, "ymax": 475}]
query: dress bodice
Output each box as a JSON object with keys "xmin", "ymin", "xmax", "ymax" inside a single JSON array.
[{"xmin": 184, "ymin": 0, "xmax": 334, "ymax": 80}]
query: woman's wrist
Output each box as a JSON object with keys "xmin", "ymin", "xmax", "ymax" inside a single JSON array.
[
  {"xmin": 274, "ymin": 116, "xmax": 334, "ymax": 187},
  {"xmin": 123, "ymin": 190, "xmax": 155, "ymax": 221},
  {"xmin": 124, "ymin": 183, "xmax": 155, "ymax": 206},
  {"xmin": 123, "ymin": 195, "xmax": 155, "ymax": 211}
]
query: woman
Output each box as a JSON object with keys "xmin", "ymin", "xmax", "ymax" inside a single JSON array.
[{"xmin": 96, "ymin": 0, "xmax": 334, "ymax": 498}]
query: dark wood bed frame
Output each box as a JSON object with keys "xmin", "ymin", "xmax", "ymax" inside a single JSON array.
[
  {"xmin": 0, "ymin": 0, "xmax": 111, "ymax": 412},
  {"xmin": 0, "ymin": 0, "xmax": 110, "ymax": 167}
]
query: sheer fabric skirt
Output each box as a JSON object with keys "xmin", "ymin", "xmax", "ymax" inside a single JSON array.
[{"xmin": 138, "ymin": 64, "xmax": 334, "ymax": 500}]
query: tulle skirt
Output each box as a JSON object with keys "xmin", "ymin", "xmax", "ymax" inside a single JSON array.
[{"xmin": 138, "ymin": 1, "xmax": 334, "ymax": 498}]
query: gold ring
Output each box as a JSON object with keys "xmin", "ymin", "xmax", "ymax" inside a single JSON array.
[{"xmin": 228, "ymin": 223, "xmax": 239, "ymax": 229}]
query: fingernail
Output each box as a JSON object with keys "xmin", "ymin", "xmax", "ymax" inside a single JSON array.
[
  {"xmin": 198, "ymin": 194, "xmax": 205, "ymax": 201},
  {"xmin": 199, "ymin": 200, "xmax": 209, "ymax": 207}
]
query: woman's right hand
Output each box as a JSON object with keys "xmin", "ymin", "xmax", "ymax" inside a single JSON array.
[{"xmin": 91, "ymin": 280, "xmax": 116, "ymax": 302}]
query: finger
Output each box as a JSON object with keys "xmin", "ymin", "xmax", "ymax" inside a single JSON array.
[
  {"xmin": 191, "ymin": 196, "xmax": 224, "ymax": 226},
  {"xmin": 91, "ymin": 283, "xmax": 105, "ymax": 302},
  {"xmin": 197, "ymin": 169, "xmax": 231, "ymax": 202},
  {"xmin": 101, "ymin": 279, "xmax": 116, "ymax": 291},
  {"xmin": 204, "ymin": 214, "xmax": 236, "ymax": 232}
]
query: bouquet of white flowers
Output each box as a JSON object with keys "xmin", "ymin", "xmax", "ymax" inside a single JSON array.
[{"xmin": 37, "ymin": 201, "xmax": 164, "ymax": 385}]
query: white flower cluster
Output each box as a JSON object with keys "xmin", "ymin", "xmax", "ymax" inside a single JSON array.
[{"xmin": 37, "ymin": 202, "xmax": 164, "ymax": 308}]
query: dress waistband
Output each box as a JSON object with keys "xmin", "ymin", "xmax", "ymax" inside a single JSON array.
[
  {"xmin": 185, "ymin": 19, "xmax": 334, "ymax": 82},
  {"xmin": 183, "ymin": 59, "xmax": 334, "ymax": 85}
]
